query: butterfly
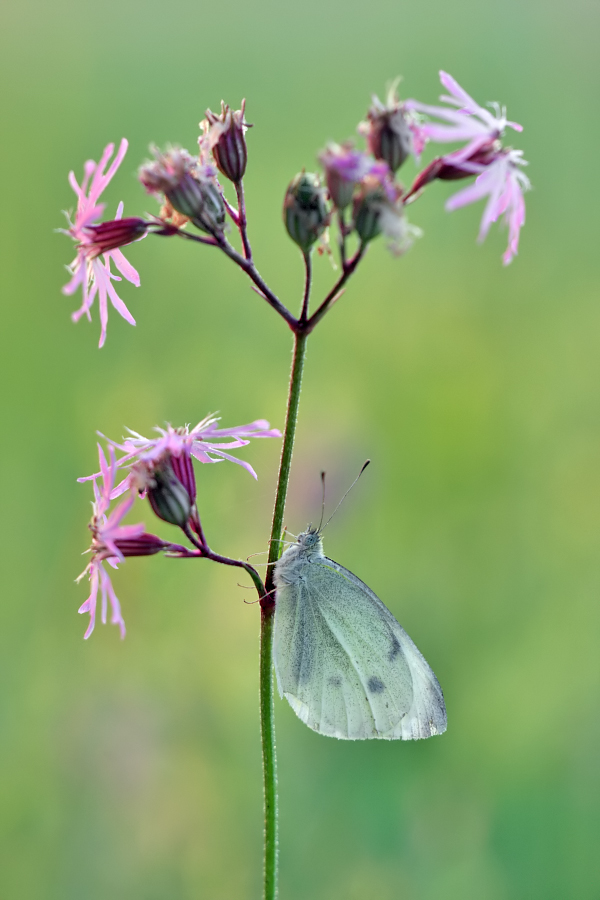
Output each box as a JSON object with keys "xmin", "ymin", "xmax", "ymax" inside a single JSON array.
[{"xmin": 273, "ymin": 527, "xmax": 447, "ymax": 740}]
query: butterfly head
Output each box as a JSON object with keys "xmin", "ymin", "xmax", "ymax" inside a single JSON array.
[{"xmin": 296, "ymin": 526, "xmax": 323, "ymax": 554}]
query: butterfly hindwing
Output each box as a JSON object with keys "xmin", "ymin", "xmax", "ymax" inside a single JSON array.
[{"xmin": 321, "ymin": 558, "xmax": 447, "ymax": 740}]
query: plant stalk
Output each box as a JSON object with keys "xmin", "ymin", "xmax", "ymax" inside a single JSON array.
[{"xmin": 260, "ymin": 327, "xmax": 308, "ymax": 900}]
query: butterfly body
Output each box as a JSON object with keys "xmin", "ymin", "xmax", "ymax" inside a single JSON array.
[{"xmin": 273, "ymin": 529, "xmax": 447, "ymax": 741}]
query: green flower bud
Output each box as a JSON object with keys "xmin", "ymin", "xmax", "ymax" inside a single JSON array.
[
  {"xmin": 352, "ymin": 178, "xmax": 387, "ymax": 243},
  {"xmin": 359, "ymin": 81, "xmax": 414, "ymax": 173},
  {"xmin": 283, "ymin": 172, "xmax": 329, "ymax": 252},
  {"xmin": 170, "ymin": 175, "xmax": 225, "ymax": 234},
  {"xmin": 144, "ymin": 457, "xmax": 192, "ymax": 528}
]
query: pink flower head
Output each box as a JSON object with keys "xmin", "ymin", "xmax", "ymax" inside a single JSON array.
[
  {"xmin": 77, "ymin": 445, "xmax": 195, "ymax": 638},
  {"xmin": 79, "ymin": 414, "xmax": 282, "ymax": 497},
  {"xmin": 445, "ymin": 149, "xmax": 530, "ymax": 264},
  {"xmin": 406, "ymin": 71, "xmax": 522, "ymax": 164},
  {"xmin": 62, "ymin": 140, "xmax": 144, "ymax": 348}
]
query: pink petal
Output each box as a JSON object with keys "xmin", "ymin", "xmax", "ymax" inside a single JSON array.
[
  {"xmin": 109, "ymin": 248, "xmax": 140, "ymax": 286},
  {"xmin": 101, "ymin": 567, "xmax": 126, "ymax": 638},
  {"xmin": 79, "ymin": 566, "xmax": 99, "ymax": 639},
  {"xmin": 445, "ymin": 176, "xmax": 493, "ymax": 211},
  {"xmin": 439, "ymin": 71, "xmax": 480, "ymax": 112},
  {"xmin": 105, "ymin": 277, "xmax": 137, "ymax": 326},
  {"xmin": 211, "ymin": 449, "xmax": 258, "ymax": 478}
]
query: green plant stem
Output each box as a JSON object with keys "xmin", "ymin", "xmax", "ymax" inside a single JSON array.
[
  {"xmin": 265, "ymin": 330, "xmax": 308, "ymax": 593},
  {"xmin": 259, "ymin": 605, "xmax": 278, "ymax": 900},
  {"xmin": 260, "ymin": 328, "xmax": 308, "ymax": 900}
]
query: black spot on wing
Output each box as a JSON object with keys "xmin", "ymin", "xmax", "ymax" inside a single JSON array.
[
  {"xmin": 368, "ymin": 676, "xmax": 385, "ymax": 694},
  {"xmin": 328, "ymin": 676, "xmax": 342, "ymax": 687},
  {"xmin": 389, "ymin": 636, "xmax": 401, "ymax": 661}
]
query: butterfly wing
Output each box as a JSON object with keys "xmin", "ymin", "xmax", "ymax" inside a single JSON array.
[{"xmin": 274, "ymin": 557, "xmax": 447, "ymax": 740}]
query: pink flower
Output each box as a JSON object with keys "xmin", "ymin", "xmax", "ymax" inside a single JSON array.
[
  {"xmin": 406, "ymin": 71, "xmax": 522, "ymax": 164},
  {"xmin": 79, "ymin": 415, "xmax": 282, "ymax": 496},
  {"xmin": 62, "ymin": 140, "xmax": 144, "ymax": 348},
  {"xmin": 77, "ymin": 444, "xmax": 172, "ymax": 639},
  {"xmin": 445, "ymin": 149, "xmax": 530, "ymax": 265}
]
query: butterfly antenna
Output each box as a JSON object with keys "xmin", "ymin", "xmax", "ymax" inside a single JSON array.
[
  {"xmin": 318, "ymin": 471, "xmax": 326, "ymax": 532},
  {"xmin": 322, "ymin": 459, "xmax": 370, "ymax": 531}
]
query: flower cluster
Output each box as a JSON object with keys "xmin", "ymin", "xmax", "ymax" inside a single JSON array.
[
  {"xmin": 307, "ymin": 71, "xmax": 529, "ymax": 263},
  {"xmin": 59, "ymin": 75, "xmax": 529, "ymax": 348},
  {"xmin": 76, "ymin": 416, "xmax": 281, "ymax": 638}
]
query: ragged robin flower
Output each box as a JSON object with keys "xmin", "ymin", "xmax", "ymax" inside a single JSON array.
[
  {"xmin": 405, "ymin": 72, "xmax": 529, "ymax": 263},
  {"xmin": 61, "ymin": 140, "xmax": 146, "ymax": 348},
  {"xmin": 77, "ymin": 446, "xmax": 189, "ymax": 638},
  {"xmin": 79, "ymin": 415, "xmax": 282, "ymax": 499}
]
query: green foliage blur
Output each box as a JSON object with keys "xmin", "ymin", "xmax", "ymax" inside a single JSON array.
[{"xmin": 1, "ymin": 0, "xmax": 599, "ymax": 896}]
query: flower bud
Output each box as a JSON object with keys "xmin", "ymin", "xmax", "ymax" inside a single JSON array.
[
  {"xmin": 114, "ymin": 534, "xmax": 175, "ymax": 557},
  {"xmin": 283, "ymin": 173, "xmax": 329, "ymax": 252},
  {"xmin": 139, "ymin": 147, "xmax": 225, "ymax": 235},
  {"xmin": 136, "ymin": 457, "xmax": 193, "ymax": 528},
  {"xmin": 318, "ymin": 142, "xmax": 373, "ymax": 211},
  {"xmin": 201, "ymin": 100, "xmax": 249, "ymax": 183},
  {"xmin": 359, "ymin": 82, "xmax": 414, "ymax": 172},
  {"xmin": 352, "ymin": 176, "xmax": 388, "ymax": 243},
  {"xmin": 84, "ymin": 217, "xmax": 149, "ymax": 257},
  {"xmin": 403, "ymin": 143, "xmax": 502, "ymax": 202}
]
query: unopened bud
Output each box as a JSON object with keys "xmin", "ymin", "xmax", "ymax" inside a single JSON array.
[
  {"xmin": 201, "ymin": 100, "xmax": 249, "ymax": 183},
  {"xmin": 84, "ymin": 217, "xmax": 149, "ymax": 257},
  {"xmin": 115, "ymin": 534, "xmax": 174, "ymax": 557},
  {"xmin": 137, "ymin": 457, "xmax": 192, "ymax": 528},
  {"xmin": 318, "ymin": 143, "xmax": 373, "ymax": 211},
  {"xmin": 283, "ymin": 173, "xmax": 329, "ymax": 253},
  {"xmin": 139, "ymin": 148, "xmax": 225, "ymax": 235},
  {"xmin": 404, "ymin": 143, "xmax": 502, "ymax": 203},
  {"xmin": 360, "ymin": 82, "xmax": 413, "ymax": 172},
  {"xmin": 352, "ymin": 176, "xmax": 388, "ymax": 243}
]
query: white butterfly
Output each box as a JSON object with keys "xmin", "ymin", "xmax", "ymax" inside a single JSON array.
[{"xmin": 273, "ymin": 528, "xmax": 447, "ymax": 740}]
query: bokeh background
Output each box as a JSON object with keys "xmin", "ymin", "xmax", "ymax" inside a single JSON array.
[{"xmin": 1, "ymin": 0, "xmax": 599, "ymax": 896}]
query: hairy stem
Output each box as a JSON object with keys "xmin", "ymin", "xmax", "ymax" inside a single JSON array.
[
  {"xmin": 235, "ymin": 180, "xmax": 253, "ymax": 261},
  {"xmin": 299, "ymin": 252, "xmax": 312, "ymax": 324},
  {"xmin": 265, "ymin": 329, "xmax": 308, "ymax": 595},
  {"xmin": 260, "ymin": 605, "xmax": 278, "ymax": 900},
  {"xmin": 259, "ymin": 326, "xmax": 309, "ymax": 900},
  {"xmin": 182, "ymin": 523, "xmax": 266, "ymax": 597}
]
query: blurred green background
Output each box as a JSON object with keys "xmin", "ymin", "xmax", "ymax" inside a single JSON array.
[{"xmin": 1, "ymin": 0, "xmax": 599, "ymax": 896}]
